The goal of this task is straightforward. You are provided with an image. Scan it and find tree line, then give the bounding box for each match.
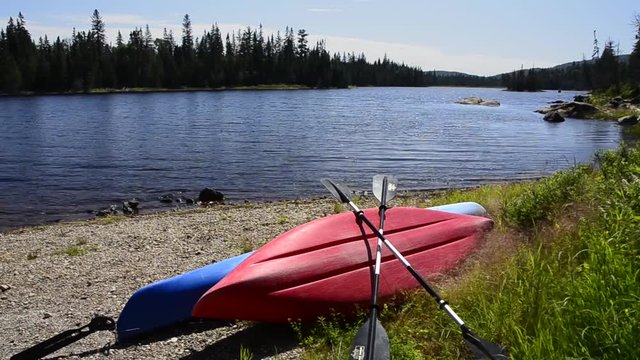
[503,22,640,93]
[1,10,639,95]
[0,11,435,94]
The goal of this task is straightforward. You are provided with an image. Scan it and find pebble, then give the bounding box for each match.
[167,337,178,343]
[0,284,10,292]
[43,312,52,319]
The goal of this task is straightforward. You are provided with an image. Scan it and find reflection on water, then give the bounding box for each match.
[0,87,624,230]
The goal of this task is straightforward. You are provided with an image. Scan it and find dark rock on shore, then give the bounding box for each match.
[535,101,598,119]
[175,193,195,205]
[544,111,565,123]
[618,115,639,126]
[198,188,224,203]
[122,199,139,215]
[573,94,590,102]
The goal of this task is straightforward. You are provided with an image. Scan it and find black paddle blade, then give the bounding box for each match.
[372,175,398,204]
[321,178,352,204]
[349,318,390,360]
[463,331,508,360]
[11,316,115,360]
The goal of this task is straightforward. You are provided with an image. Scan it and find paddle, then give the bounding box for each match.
[348,175,396,360]
[11,316,115,360]
[321,178,508,360]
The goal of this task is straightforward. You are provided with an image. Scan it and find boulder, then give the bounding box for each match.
[537,101,598,118]
[96,209,111,217]
[455,97,500,107]
[480,99,500,107]
[617,115,639,126]
[198,188,224,203]
[543,111,565,123]
[606,99,621,109]
[573,94,589,102]
[122,200,139,215]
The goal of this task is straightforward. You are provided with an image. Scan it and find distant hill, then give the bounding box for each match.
[432,70,474,77]
[549,54,629,71]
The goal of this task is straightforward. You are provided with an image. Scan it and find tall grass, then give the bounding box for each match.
[297,145,640,359]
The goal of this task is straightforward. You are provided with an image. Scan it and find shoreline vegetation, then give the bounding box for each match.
[0,84,314,97]
[1,144,639,359]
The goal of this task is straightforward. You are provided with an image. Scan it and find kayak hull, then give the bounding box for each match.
[192,208,493,323]
[116,252,253,342]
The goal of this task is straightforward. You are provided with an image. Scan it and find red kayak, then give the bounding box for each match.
[192,208,493,323]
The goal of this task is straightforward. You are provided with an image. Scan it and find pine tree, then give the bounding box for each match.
[595,40,618,90]
[116,31,124,47]
[296,29,308,58]
[144,24,153,49]
[90,9,105,50]
[592,30,600,61]
[181,14,193,50]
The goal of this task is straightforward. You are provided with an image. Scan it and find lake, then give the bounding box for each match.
[0,87,625,231]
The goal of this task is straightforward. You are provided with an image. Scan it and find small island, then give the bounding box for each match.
[455,96,500,107]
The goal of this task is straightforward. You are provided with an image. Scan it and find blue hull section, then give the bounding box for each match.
[116,251,253,342]
[428,202,487,217]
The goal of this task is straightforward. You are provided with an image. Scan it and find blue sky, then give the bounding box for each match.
[1,0,638,75]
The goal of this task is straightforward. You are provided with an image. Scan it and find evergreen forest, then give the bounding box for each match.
[1,10,639,95]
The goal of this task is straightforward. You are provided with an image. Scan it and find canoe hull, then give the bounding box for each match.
[116,251,253,342]
[192,208,493,323]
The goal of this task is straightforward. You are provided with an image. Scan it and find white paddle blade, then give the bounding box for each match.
[372,175,398,203]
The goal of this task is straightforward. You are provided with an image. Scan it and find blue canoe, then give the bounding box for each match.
[117,251,253,342]
[116,201,487,341]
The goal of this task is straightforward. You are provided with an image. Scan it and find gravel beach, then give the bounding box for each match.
[0,197,359,360]
[0,191,494,360]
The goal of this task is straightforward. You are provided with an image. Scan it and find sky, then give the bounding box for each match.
[1,0,639,76]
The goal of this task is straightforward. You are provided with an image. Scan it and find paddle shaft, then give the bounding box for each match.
[348,201,464,322]
[321,179,502,359]
[346,200,500,359]
[365,179,388,360]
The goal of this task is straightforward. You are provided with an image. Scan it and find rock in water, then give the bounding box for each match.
[158,194,174,203]
[455,97,500,107]
[198,188,224,203]
[544,111,565,123]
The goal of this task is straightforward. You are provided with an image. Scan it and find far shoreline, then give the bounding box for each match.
[0,84,321,98]
[0,84,555,98]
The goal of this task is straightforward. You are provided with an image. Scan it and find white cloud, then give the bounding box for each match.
[26,13,546,75]
[311,35,554,76]
[307,8,344,13]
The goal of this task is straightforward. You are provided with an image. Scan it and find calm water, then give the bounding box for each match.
[0,87,625,231]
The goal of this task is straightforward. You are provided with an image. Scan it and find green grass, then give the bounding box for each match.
[91,215,128,225]
[587,88,640,120]
[297,144,640,359]
[239,345,254,360]
[55,237,97,257]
